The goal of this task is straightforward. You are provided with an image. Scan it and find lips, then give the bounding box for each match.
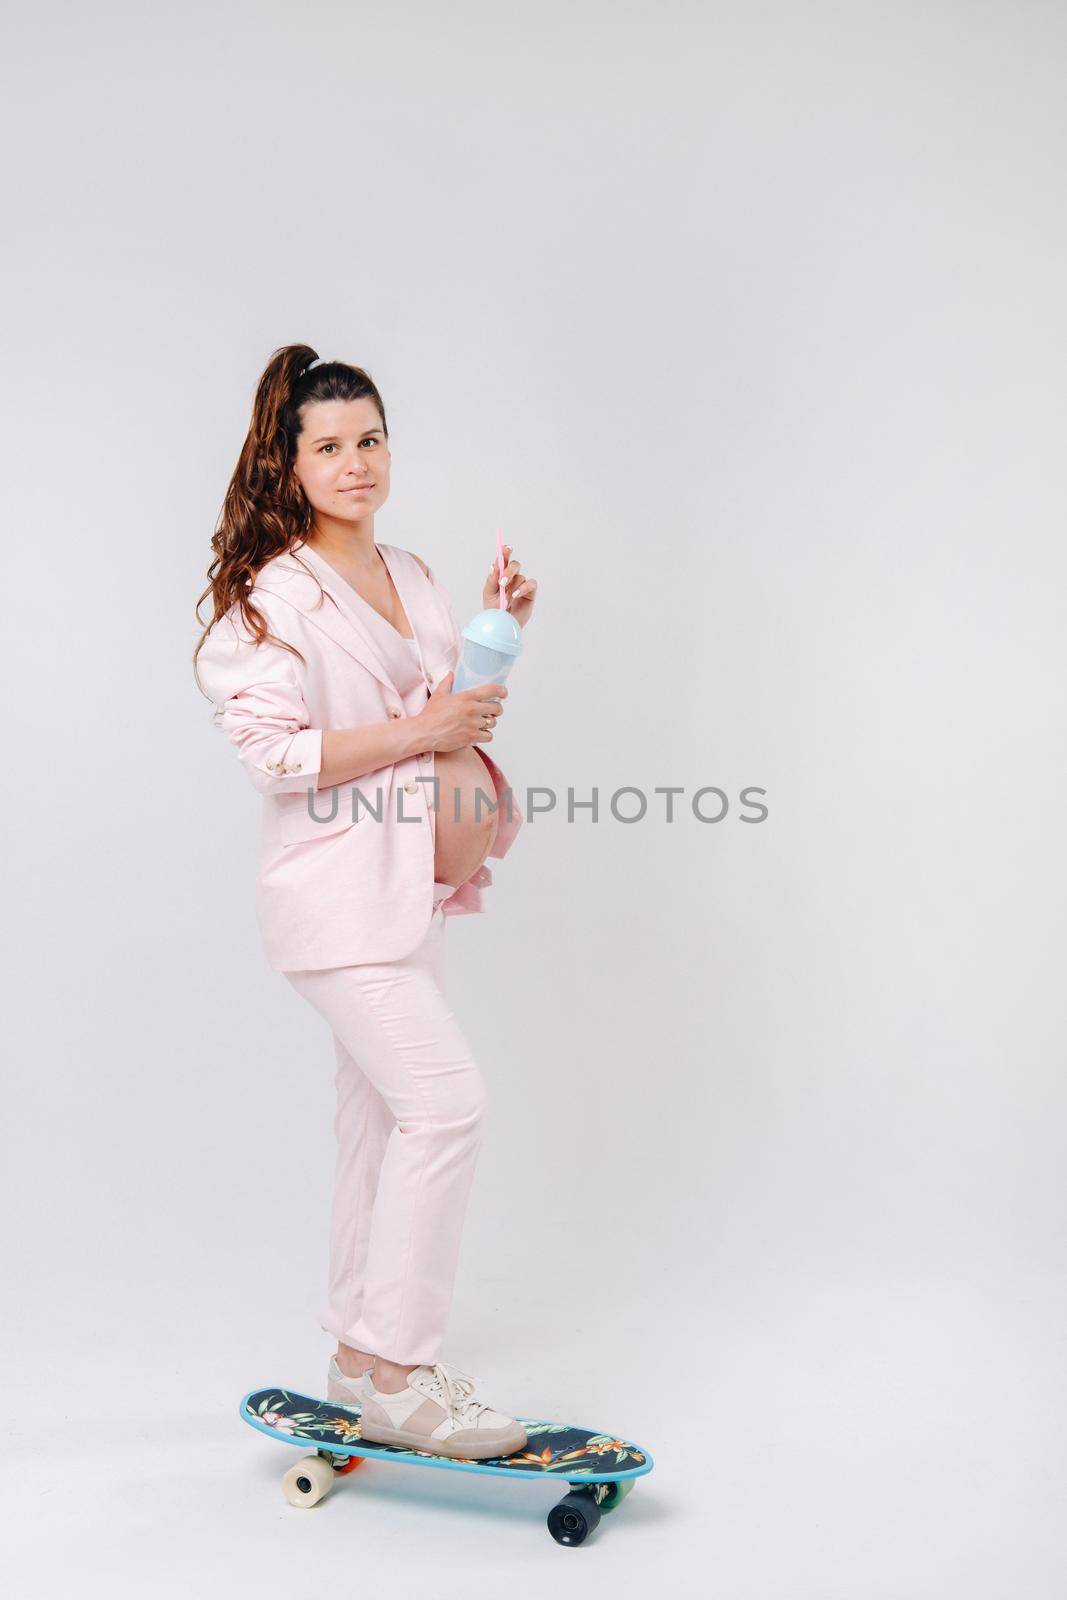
[342,484,374,492]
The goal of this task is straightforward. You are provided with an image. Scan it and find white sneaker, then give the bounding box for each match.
[358,1361,528,1460]
[326,1354,374,1407]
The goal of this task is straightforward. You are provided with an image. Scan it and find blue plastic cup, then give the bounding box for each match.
[451,608,523,694]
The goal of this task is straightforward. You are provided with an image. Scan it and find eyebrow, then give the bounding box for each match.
[311,429,383,444]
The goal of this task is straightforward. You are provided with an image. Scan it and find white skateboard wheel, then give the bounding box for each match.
[282,1453,335,1507]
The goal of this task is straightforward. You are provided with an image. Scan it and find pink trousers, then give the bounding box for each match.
[282,882,487,1365]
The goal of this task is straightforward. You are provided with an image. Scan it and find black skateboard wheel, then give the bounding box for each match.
[547,1487,603,1546]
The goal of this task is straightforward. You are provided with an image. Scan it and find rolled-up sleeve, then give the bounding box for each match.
[197,617,324,796]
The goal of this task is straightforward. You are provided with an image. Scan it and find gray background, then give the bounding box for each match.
[3,2,1064,1595]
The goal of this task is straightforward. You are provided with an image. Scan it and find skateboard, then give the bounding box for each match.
[240,1385,653,1546]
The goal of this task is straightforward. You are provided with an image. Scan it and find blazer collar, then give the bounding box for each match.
[254,540,420,697]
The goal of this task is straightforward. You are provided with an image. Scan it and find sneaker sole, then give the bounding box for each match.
[359,1418,528,1460]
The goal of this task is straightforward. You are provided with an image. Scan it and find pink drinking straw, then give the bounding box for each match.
[495,526,508,610]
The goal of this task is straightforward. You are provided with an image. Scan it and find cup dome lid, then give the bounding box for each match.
[461,608,524,656]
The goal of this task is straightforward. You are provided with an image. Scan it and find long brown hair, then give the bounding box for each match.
[193,343,389,689]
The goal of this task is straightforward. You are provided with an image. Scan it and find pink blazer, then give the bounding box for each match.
[196,540,523,971]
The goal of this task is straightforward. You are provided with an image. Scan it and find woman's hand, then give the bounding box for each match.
[482,544,538,627]
[413,672,507,752]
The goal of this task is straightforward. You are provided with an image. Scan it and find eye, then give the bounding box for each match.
[317,438,380,453]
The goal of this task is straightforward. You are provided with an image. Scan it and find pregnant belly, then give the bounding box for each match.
[432,745,500,887]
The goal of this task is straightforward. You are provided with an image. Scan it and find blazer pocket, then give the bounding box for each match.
[276,787,355,846]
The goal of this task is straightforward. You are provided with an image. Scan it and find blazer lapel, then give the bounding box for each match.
[378,542,439,679]
[255,547,400,696]
[381,542,460,684]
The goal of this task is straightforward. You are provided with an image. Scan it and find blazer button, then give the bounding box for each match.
[288,762,302,773]
[388,707,402,718]
[404,780,418,794]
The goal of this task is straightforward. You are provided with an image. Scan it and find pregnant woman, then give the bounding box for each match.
[193,345,538,1459]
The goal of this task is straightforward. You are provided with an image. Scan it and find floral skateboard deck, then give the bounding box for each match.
[240,1385,653,1546]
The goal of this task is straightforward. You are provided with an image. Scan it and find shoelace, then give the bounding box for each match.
[422,1361,488,1424]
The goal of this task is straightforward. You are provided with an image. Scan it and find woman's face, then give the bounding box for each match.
[292,397,390,524]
